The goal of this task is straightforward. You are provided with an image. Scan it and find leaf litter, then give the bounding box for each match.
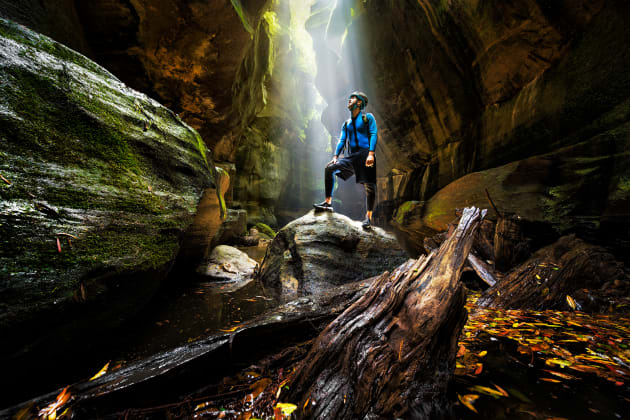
[454,291,630,418]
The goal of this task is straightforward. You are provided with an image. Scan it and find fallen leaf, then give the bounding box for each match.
[220,326,240,333]
[89,362,109,381]
[541,369,578,380]
[566,295,577,310]
[478,350,487,357]
[474,363,483,375]
[457,394,479,414]
[540,377,562,383]
[545,358,572,368]
[468,385,505,398]
[493,384,509,397]
[507,387,532,403]
[275,403,297,416]
[0,173,11,185]
[456,345,466,357]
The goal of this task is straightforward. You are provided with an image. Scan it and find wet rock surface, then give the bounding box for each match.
[0,17,213,402]
[259,210,409,301]
[197,245,258,291]
[211,208,248,246]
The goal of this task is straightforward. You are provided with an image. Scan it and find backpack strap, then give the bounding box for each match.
[342,120,350,156]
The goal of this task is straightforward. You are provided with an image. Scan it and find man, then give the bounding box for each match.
[313,91,377,229]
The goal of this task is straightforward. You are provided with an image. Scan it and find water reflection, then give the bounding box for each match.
[120,246,275,362]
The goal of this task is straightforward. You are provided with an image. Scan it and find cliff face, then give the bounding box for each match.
[0,17,213,387]
[337,0,628,254]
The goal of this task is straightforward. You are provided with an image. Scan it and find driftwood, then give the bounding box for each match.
[467,251,498,287]
[285,207,485,419]
[425,223,497,288]
[478,235,625,312]
[1,280,373,419]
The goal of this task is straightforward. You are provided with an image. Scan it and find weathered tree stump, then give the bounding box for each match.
[478,235,625,311]
[285,207,486,419]
[493,214,530,271]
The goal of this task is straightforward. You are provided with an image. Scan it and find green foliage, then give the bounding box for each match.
[254,222,277,238]
[230,0,254,34]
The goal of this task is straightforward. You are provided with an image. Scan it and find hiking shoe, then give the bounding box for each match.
[313,201,333,211]
[362,218,371,229]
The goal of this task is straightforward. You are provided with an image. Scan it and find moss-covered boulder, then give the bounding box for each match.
[0,17,214,391]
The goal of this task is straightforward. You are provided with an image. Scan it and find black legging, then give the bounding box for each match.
[364,183,376,212]
[325,164,376,212]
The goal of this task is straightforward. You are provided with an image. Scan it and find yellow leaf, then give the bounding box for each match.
[49,410,56,420]
[545,358,572,368]
[478,351,487,357]
[275,403,297,416]
[89,362,110,381]
[457,394,479,414]
[494,384,509,397]
[536,274,541,280]
[220,326,240,333]
[566,295,577,310]
[468,385,505,398]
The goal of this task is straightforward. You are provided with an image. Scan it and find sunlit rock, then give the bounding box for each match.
[0,17,213,385]
[196,245,258,292]
[259,210,409,301]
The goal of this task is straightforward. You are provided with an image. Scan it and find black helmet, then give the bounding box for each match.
[349,91,368,109]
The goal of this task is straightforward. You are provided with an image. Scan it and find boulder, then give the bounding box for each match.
[211,208,248,247]
[0,17,213,401]
[259,210,409,301]
[196,245,258,292]
[392,140,630,257]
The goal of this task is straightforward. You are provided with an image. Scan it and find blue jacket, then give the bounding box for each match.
[335,112,377,156]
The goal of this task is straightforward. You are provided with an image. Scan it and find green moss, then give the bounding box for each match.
[230,0,254,34]
[254,222,277,238]
[195,132,210,170]
[394,200,420,225]
[616,176,630,192]
[263,10,282,36]
[0,18,110,77]
[4,68,141,175]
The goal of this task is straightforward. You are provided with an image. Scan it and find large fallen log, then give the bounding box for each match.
[478,235,625,312]
[285,207,486,419]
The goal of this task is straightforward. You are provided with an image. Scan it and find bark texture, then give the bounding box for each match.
[286,207,486,419]
[478,235,625,312]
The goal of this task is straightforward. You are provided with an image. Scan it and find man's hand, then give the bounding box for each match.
[366,153,375,167]
[327,156,338,167]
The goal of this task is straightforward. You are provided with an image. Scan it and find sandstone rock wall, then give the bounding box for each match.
[327,0,629,254]
[0,18,213,392]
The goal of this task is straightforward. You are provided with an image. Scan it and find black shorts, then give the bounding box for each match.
[331,149,376,184]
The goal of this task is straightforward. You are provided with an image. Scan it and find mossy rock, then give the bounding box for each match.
[254,222,276,239]
[0,17,214,383]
